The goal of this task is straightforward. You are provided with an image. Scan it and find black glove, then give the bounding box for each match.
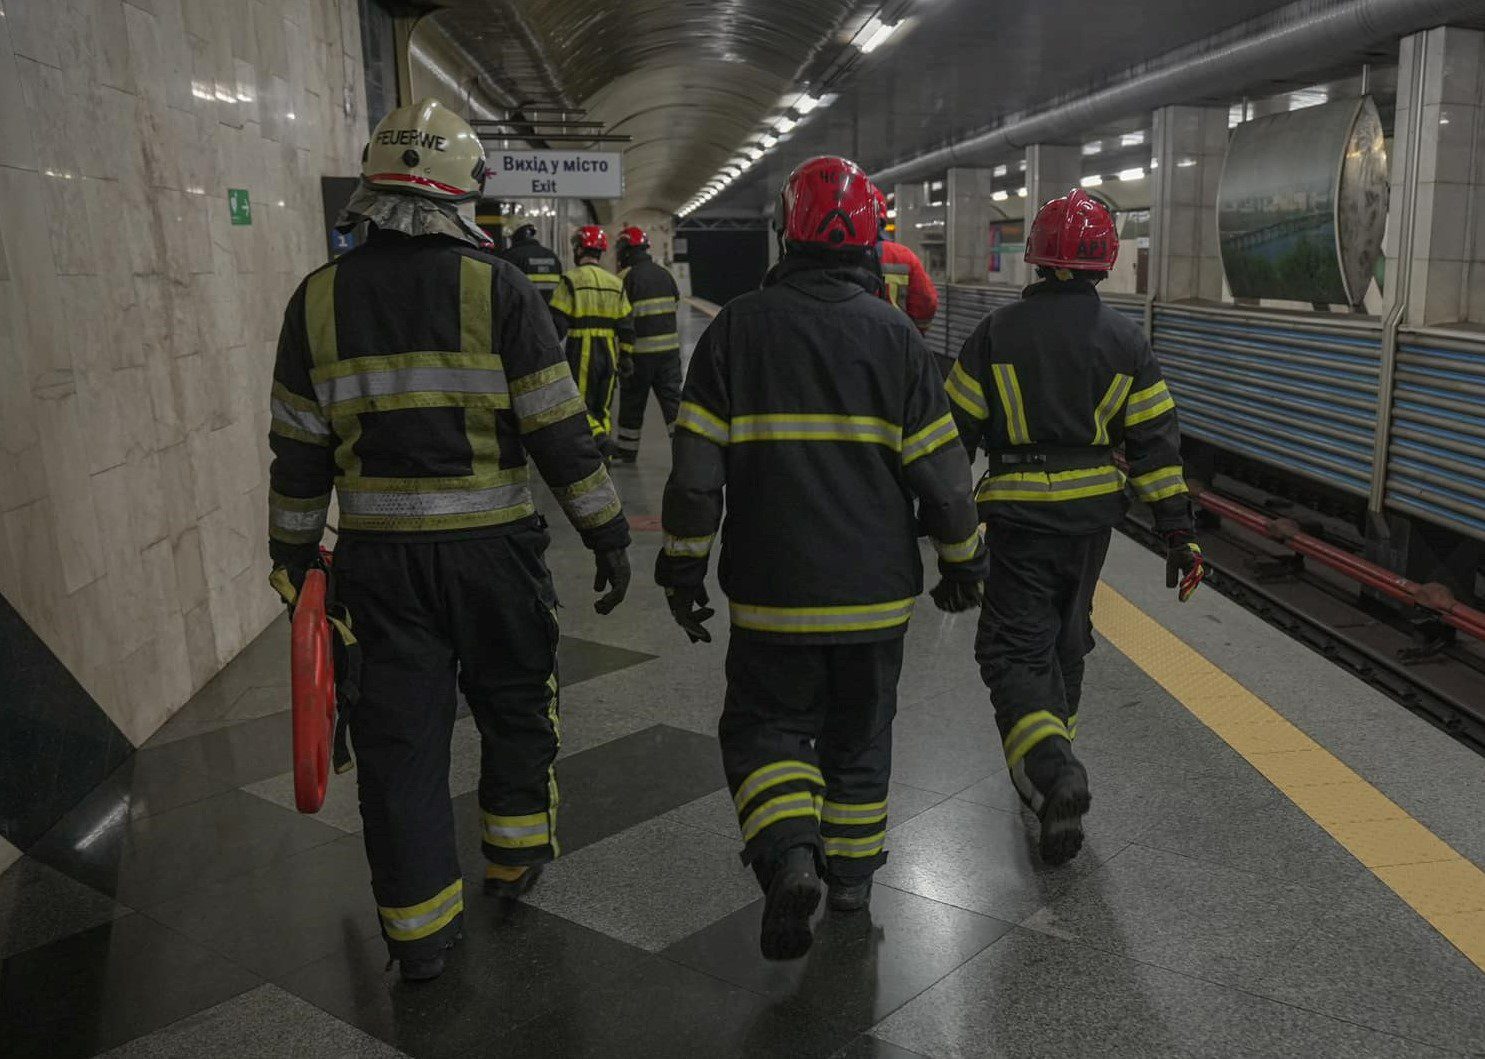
[618,353,635,379]
[930,577,983,613]
[593,548,631,614]
[1164,529,1206,603]
[666,584,715,643]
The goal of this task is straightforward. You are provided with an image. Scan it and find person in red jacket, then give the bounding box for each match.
[870,183,939,336]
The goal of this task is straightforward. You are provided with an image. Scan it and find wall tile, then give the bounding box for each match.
[4,0,61,68]
[0,5,37,171]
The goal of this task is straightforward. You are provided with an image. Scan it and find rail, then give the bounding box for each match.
[1193,484,1485,643]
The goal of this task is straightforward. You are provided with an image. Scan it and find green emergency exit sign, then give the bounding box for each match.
[228,188,252,226]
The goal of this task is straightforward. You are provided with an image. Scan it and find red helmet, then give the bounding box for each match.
[780,156,877,249]
[573,225,608,254]
[1025,188,1118,270]
[617,225,648,251]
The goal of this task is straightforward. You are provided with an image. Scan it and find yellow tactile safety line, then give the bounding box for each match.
[1093,582,1485,973]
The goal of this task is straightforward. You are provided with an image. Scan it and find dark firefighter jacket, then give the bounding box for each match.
[618,250,681,355]
[499,236,563,302]
[268,229,630,565]
[656,255,987,644]
[946,278,1193,535]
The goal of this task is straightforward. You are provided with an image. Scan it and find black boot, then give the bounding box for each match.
[1011,739,1091,867]
[397,932,460,983]
[827,876,872,913]
[759,845,822,960]
[484,862,543,898]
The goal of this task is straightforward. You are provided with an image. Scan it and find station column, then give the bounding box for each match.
[1013,145,1081,287]
[946,167,999,285]
[1148,106,1229,303]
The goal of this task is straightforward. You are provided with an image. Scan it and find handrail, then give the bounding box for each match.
[1193,484,1485,643]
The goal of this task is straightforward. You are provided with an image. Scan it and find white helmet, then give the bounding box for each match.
[361,98,487,203]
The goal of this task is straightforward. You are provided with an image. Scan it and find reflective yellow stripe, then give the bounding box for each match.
[976,465,1125,503]
[1092,373,1133,445]
[991,363,1032,445]
[729,598,915,634]
[304,265,338,369]
[551,466,622,528]
[821,799,888,825]
[268,490,330,544]
[946,362,989,420]
[1130,465,1188,503]
[1125,380,1176,427]
[379,879,463,942]
[631,332,679,352]
[1003,710,1069,768]
[884,272,909,308]
[824,833,886,858]
[902,412,958,465]
[632,297,678,316]
[675,401,730,445]
[1067,712,1079,741]
[481,810,552,850]
[663,533,714,558]
[733,760,825,813]
[741,791,820,842]
[934,528,983,564]
[730,414,902,448]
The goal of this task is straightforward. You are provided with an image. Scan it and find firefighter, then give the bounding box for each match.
[869,183,939,338]
[267,99,632,983]
[549,226,634,454]
[945,188,1206,867]
[499,222,563,303]
[611,226,683,464]
[656,156,987,960]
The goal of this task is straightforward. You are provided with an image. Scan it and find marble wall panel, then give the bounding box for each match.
[0,0,368,760]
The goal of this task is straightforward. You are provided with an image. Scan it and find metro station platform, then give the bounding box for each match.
[2,306,1484,1058]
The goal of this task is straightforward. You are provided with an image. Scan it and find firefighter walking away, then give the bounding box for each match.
[266,99,632,983]
[657,156,987,960]
[612,226,683,464]
[549,226,634,454]
[946,188,1206,867]
[500,222,563,303]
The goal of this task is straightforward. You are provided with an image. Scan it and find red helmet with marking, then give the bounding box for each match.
[869,182,889,231]
[780,156,877,250]
[1025,188,1119,270]
[617,226,649,251]
[573,225,608,254]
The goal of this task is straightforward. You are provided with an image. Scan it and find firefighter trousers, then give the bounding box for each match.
[333,525,561,960]
[718,636,903,888]
[614,352,682,457]
[975,524,1112,790]
[565,334,618,447]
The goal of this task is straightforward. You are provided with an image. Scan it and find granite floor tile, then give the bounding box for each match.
[245,764,366,833]
[557,634,657,686]
[871,797,1126,922]
[142,834,382,979]
[886,714,1000,796]
[829,1037,931,1059]
[524,816,760,952]
[132,711,293,791]
[452,724,725,876]
[870,928,1450,1059]
[485,953,860,1059]
[276,900,653,1059]
[98,983,407,1057]
[1021,843,1333,990]
[58,750,232,828]
[0,856,128,959]
[0,914,260,1059]
[30,788,343,908]
[1256,874,1485,1052]
[663,881,1012,1030]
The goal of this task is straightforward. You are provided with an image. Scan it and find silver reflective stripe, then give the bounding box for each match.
[663,534,713,558]
[632,333,679,352]
[632,299,678,317]
[270,505,328,534]
[562,477,621,525]
[902,415,957,464]
[676,402,729,445]
[730,417,901,446]
[741,791,818,841]
[730,599,915,632]
[512,374,582,422]
[483,820,548,842]
[380,884,463,940]
[1132,470,1186,501]
[271,398,331,438]
[1125,383,1174,421]
[339,482,533,518]
[978,467,1124,499]
[315,365,508,407]
[616,427,643,441]
[881,262,911,275]
[821,802,887,824]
